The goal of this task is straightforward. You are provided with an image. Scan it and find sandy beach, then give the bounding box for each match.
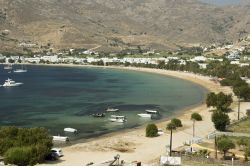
[38,65,249,166]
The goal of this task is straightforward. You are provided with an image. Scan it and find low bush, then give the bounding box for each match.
[146,124,158,137]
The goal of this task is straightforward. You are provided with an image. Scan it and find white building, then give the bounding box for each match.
[198,63,207,69]
[41,55,59,63]
[25,57,40,63]
[192,56,207,62]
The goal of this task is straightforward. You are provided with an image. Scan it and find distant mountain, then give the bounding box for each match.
[0,0,250,52]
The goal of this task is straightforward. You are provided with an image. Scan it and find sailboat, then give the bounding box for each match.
[13,64,27,73]
[4,64,12,70]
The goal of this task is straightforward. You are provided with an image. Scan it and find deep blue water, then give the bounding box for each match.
[0,65,206,140]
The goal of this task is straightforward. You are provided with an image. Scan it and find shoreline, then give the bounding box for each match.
[32,64,232,165]
[3,63,242,165]
[13,63,209,146]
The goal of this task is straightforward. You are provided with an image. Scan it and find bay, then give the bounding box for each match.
[0,65,206,140]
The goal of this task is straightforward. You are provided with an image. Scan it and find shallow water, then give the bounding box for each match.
[0,65,206,140]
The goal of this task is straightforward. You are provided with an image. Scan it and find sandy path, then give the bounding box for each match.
[38,66,249,166]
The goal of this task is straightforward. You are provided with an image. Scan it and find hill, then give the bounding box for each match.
[0,0,250,52]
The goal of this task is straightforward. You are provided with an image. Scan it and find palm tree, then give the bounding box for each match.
[191,113,202,137]
[167,118,182,156]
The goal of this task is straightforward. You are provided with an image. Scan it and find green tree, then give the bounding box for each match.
[206,92,232,112]
[157,60,165,69]
[233,85,250,120]
[8,59,15,63]
[217,136,235,159]
[211,111,230,131]
[146,124,158,137]
[216,92,233,112]
[191,113,202,137]
[171,118,183,127]
[167,119,183,156]
[206,92,217,108]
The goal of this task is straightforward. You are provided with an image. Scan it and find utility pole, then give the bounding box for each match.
[214,134,217,159]
[238,98,240,120]
[169,129,173,156]
[193,120,195,137]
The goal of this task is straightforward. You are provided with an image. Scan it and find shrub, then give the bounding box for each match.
[4,146,35,166]
[146,124,158,137]
[247,109,250,117]
[0,127,53,165]
[244,145,250,161]
[171,118,183,127]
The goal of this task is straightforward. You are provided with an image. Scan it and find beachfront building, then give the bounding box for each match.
[41,55,59,63]
[25,57,40,63]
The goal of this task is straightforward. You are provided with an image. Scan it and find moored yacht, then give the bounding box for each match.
[109,115,126,123]
[2,78,23,87]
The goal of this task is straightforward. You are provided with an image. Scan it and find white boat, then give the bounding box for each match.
[145,110,159,114]
[137,113,152,118]
[64,128,77,133]
[14,69,27,73]
[137,110,159,118]
[106,107,119,112]
[109,115,126,123]
[4,64,12,70]
[14,65,27,73]
[53,136,69,142]
[2,78,23,87]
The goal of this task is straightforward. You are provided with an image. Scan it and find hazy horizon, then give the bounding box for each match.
[199,0,246,6]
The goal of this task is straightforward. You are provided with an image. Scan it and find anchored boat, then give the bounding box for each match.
[138,110,159,118]
[2,78,23,87]
[109,115,126,123]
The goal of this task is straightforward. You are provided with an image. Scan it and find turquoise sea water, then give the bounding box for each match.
[0,65,207,140]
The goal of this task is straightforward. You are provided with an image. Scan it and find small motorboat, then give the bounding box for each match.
[53,136,69,142]
[138,110,159,118]
[109,115,127,123]
[64,128,78,133]
[106,107,119,112]
[92,113,105,118]
[4,64,12,70]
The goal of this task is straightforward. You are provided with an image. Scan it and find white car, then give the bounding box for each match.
[51,148,63,157]
[157,129,164,135]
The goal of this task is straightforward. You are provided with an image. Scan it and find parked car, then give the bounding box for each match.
[157,129,164,135]
[45,152,59,161]
[51,148,63,157]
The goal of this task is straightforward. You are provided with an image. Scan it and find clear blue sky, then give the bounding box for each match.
[199,0,245,6]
